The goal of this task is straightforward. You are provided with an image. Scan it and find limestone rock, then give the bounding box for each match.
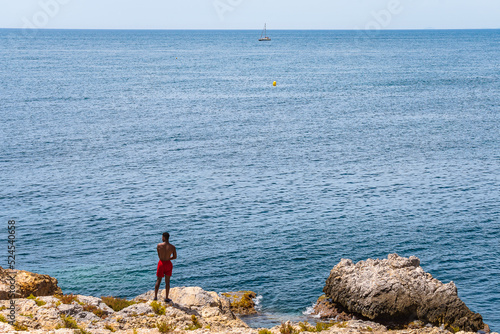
[73,310,101,323]
[0,287,250,333]
[135,286,223,307]
[0,322,12,332]
[76,295,114,314]
[57,303,83,316]
[32,307,60,328]
[115,302,153,316]
[134,286,235,319]
[170,286,222,308]
[201,306,222,318]
[17,299,38,314]
[0,267,62,299]
[323,254,485,332]
[133,287,249,329]
[312,295,354,321]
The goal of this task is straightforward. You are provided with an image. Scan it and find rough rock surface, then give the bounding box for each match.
[0,267,62,299]
[136,287,234,314]
[0,287,247,333]
[312,295,354,321]
[0,268,495,334]
[323,254,485,332]
[1,316,496,334]
[133,286,248,329]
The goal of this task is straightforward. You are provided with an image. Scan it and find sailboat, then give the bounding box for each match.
[259,23,271,41]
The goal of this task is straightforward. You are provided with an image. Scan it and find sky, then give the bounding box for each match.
[0,0,499,30]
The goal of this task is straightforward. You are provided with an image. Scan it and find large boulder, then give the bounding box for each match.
[0,267,62,299]
[170,286,227,309]
[323,254,485,332]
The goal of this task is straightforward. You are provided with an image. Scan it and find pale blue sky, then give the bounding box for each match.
[1,0,499,30]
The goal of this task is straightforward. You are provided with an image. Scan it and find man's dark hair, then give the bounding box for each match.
[162,232,170,241]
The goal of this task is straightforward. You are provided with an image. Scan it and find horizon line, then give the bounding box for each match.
[1,27,500,31]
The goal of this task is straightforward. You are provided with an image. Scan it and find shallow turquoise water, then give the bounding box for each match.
[0,29,499,329]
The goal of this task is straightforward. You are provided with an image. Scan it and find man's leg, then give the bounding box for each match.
[154,276,162,300]
[164,275,171,302]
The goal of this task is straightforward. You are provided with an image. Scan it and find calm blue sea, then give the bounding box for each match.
[0,29,499,329]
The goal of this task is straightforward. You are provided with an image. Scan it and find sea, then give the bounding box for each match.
[0,29,499,330]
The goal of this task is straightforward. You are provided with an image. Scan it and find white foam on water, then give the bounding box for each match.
[302,303,321,318]
[253,295,263,311]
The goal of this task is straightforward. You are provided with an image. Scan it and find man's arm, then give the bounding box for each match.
[157,244,161,260]
[170,246,177,260]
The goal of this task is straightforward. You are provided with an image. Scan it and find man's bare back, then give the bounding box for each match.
[155,232,177,302]
[157,242,176,262]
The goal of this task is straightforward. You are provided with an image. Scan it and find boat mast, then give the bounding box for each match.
[259,23,270,41]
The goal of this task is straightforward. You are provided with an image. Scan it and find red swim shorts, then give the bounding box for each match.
[156,260,173,277]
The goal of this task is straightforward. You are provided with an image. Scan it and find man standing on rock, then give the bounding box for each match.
[154,232,177,302]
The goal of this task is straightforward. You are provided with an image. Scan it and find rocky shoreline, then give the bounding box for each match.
[0,255,496,334]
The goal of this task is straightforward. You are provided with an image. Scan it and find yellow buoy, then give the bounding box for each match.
[273,81,277,86]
